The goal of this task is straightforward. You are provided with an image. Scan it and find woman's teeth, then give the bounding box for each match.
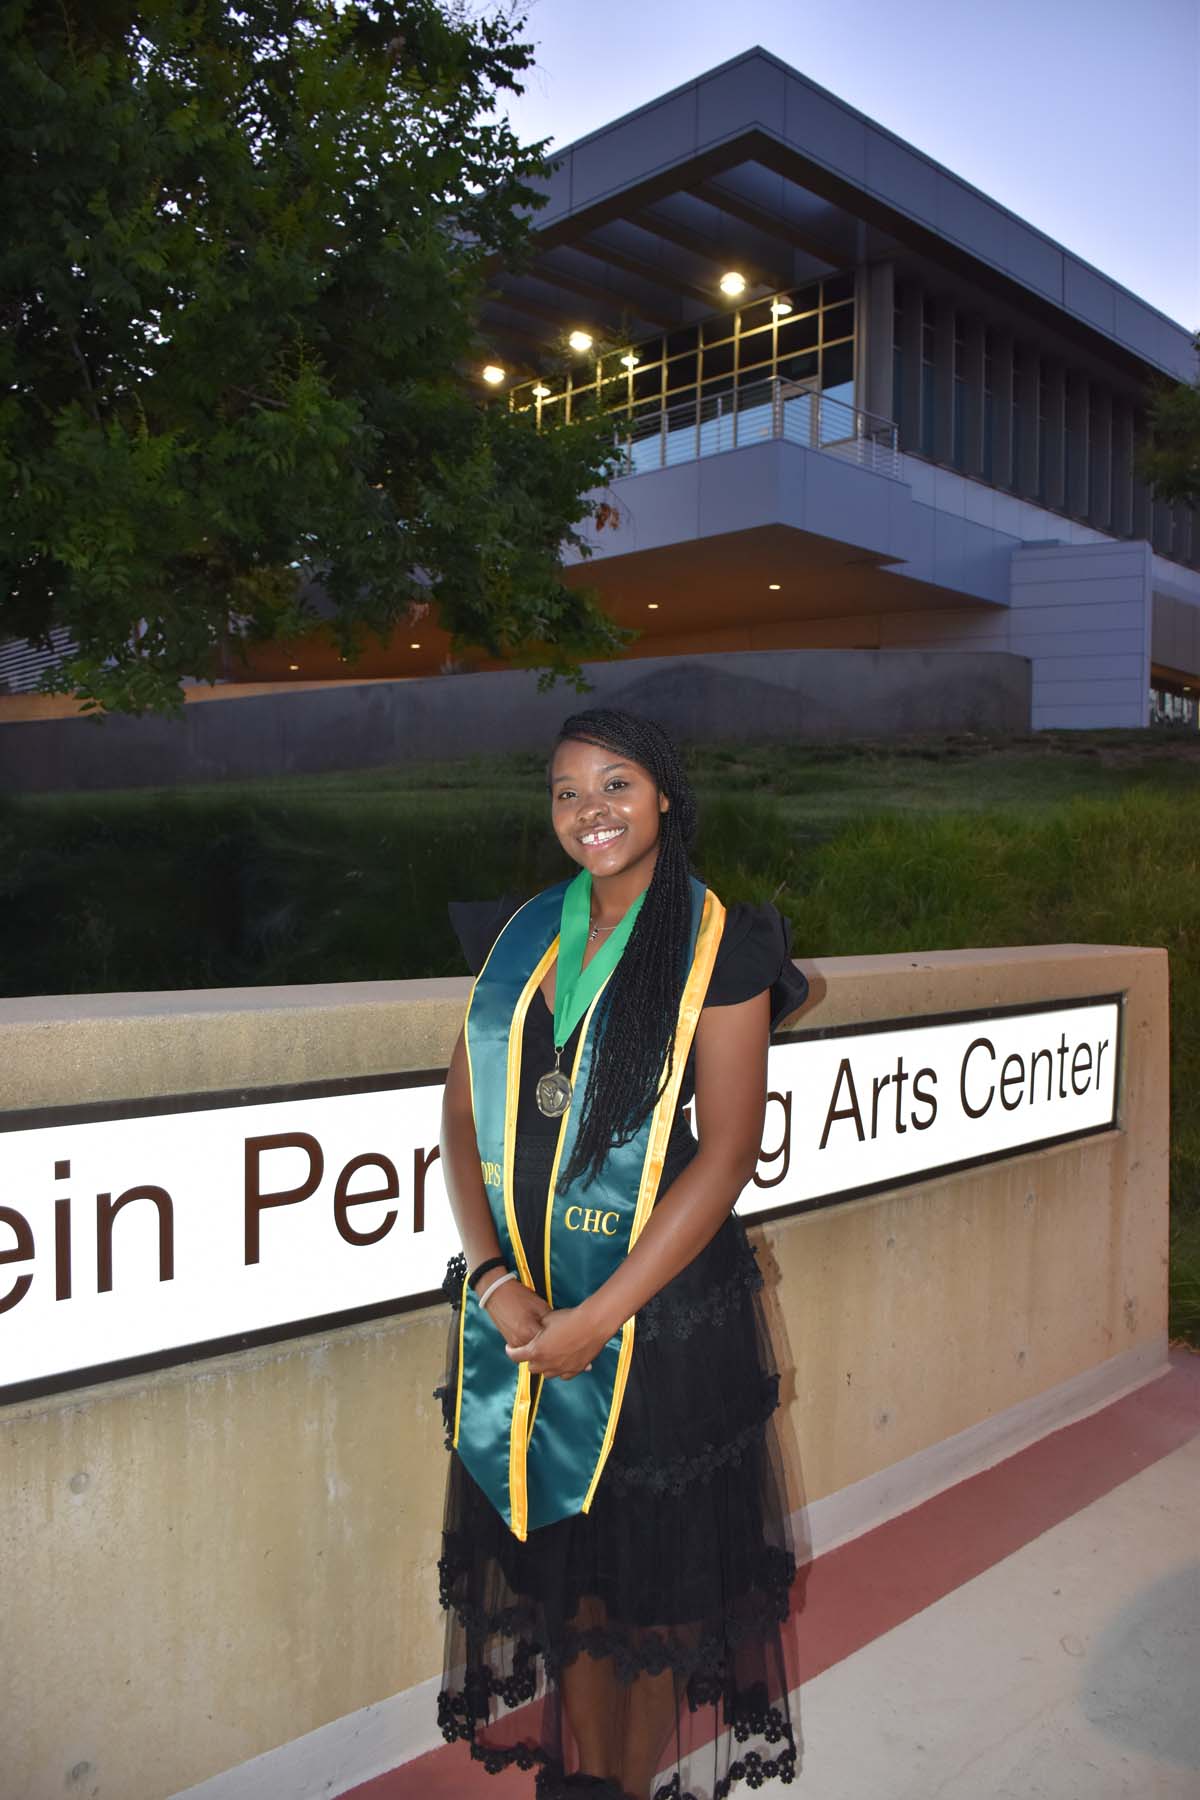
[580,826,626,847]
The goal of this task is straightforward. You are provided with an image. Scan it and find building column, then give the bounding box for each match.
[1088,386,1113,531]
[1152,496,1175,556]
[961,314,986,478]
[1015,342,1040,498]
[856,259,895,425]
[1041,360,1066,511]
[898,278,923,453]
[1066,371,1090,518]
[990,327,1014,491]
[1130,408,1152,540]
[933,294,955,464]
[1110,400,1133,537]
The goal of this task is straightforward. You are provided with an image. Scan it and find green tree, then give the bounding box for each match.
[1137,330,1200,508]
[0,0,627,716]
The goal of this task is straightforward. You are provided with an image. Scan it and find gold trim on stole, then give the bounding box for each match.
[580,887,727,1513]
[452,921,555,1479]
[502,939,561,1540]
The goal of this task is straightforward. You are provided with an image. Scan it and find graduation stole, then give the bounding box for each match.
[452,873,726,1539]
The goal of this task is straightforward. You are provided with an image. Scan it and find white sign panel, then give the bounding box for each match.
[0,996,1120,1401]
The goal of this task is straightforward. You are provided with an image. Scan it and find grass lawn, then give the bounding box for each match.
[2,724,1197,1342]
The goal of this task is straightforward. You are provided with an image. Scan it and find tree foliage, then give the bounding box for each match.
[1137,331,1200,509]
[0,0,628,715]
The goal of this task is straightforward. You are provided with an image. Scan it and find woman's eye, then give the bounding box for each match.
[605,779,628,791]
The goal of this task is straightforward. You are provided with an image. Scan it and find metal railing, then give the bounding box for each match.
[611,377,900,481]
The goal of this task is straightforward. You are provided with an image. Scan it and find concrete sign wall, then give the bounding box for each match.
[1,996,1119,1403]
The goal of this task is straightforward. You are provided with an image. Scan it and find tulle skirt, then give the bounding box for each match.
[435,1136,804,1799]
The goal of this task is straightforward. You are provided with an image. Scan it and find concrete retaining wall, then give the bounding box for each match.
[0,939,1168,1798]
[0,647,1031,792]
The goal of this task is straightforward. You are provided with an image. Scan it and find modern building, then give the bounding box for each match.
[7,46,1199,732]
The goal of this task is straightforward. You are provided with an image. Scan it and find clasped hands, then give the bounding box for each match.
[485,1277,610,1381]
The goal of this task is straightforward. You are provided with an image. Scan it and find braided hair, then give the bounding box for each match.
[550,708,698,1190]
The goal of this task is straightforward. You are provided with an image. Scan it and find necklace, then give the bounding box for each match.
[587,914,618,943]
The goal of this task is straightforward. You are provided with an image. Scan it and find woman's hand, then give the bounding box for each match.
[484,1278,551,1350]
[504,1305,612,1380]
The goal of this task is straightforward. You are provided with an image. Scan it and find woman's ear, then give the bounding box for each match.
[659,791,670,814]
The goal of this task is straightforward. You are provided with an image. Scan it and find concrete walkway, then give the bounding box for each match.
[357,1346,1200,1800]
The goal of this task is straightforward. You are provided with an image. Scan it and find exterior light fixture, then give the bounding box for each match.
[719,271,746,297]
[481,364,506,385]
[770,297,793,317]
[620,352,640,369]
[768,583,781,591]
[410,642,421,650]
[568,329,593,352]
[647,602,659,610]
[531,383,552,398]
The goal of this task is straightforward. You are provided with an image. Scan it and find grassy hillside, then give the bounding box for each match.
[2,725,1197,1341]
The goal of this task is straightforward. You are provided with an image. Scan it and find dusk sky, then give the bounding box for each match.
[496,0,1199,337]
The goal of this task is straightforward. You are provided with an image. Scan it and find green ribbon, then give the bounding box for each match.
[553,869,646,1053]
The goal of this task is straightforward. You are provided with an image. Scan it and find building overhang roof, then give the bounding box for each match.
[482,46,1195,390]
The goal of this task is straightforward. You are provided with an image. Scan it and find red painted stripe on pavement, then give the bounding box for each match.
[349,1347,1200,1797]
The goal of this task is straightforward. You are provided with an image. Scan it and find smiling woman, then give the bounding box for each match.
[435,709,810,1800]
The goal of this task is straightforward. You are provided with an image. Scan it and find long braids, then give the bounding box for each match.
[551,709,698,1191]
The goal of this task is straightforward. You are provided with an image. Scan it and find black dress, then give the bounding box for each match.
[436,896,809,1800]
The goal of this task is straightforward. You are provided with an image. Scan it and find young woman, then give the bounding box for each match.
[436,708,809,1800]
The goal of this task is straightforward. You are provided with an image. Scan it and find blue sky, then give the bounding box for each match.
[494,0,1199,336]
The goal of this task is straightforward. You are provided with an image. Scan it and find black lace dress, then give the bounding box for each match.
[436,896,810,1800]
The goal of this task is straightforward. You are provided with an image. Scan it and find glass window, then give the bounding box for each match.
[823,271,854,304]
[701,311,736,345]
[665,352,698,390]
[921,361,934,455]
[632,365,663,403]
[738,339,774,378]
[822,301,854,344]
[739,319,775,356]
[821,340,853,392]
[777,311,819,354]
[740,298,775,332]
[780,349,819,385]
[702,340,734,380]
[665,327,697,359]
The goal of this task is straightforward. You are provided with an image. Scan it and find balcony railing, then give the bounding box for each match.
[611,377,900,481]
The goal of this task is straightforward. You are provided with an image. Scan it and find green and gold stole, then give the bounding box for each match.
[452,873,726,1539]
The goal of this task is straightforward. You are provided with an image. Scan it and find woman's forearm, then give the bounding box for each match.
[581,1143,755,1340]
[439,1033,504,1273]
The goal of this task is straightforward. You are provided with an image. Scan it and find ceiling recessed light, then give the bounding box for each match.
[647,602,659,610]
[410,642,421,649]
[531,383,551,398]
[288,663,299,670]
[481,364,506,385]
[771,297,793,317]
[568,329,593,352]
[719,271,746,297]
[768,583,781,591]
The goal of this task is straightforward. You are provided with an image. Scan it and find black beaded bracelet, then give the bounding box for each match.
[468,1255,507,1290]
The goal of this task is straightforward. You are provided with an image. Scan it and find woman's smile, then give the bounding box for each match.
[578,824,626,849]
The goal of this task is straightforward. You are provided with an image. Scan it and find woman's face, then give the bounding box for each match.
[548,737,669,882]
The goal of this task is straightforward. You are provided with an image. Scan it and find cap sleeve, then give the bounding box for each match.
[447,892,527,977]
[705,900,809,1031]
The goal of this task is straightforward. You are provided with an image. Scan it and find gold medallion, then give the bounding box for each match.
[535,1068,573,1118]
